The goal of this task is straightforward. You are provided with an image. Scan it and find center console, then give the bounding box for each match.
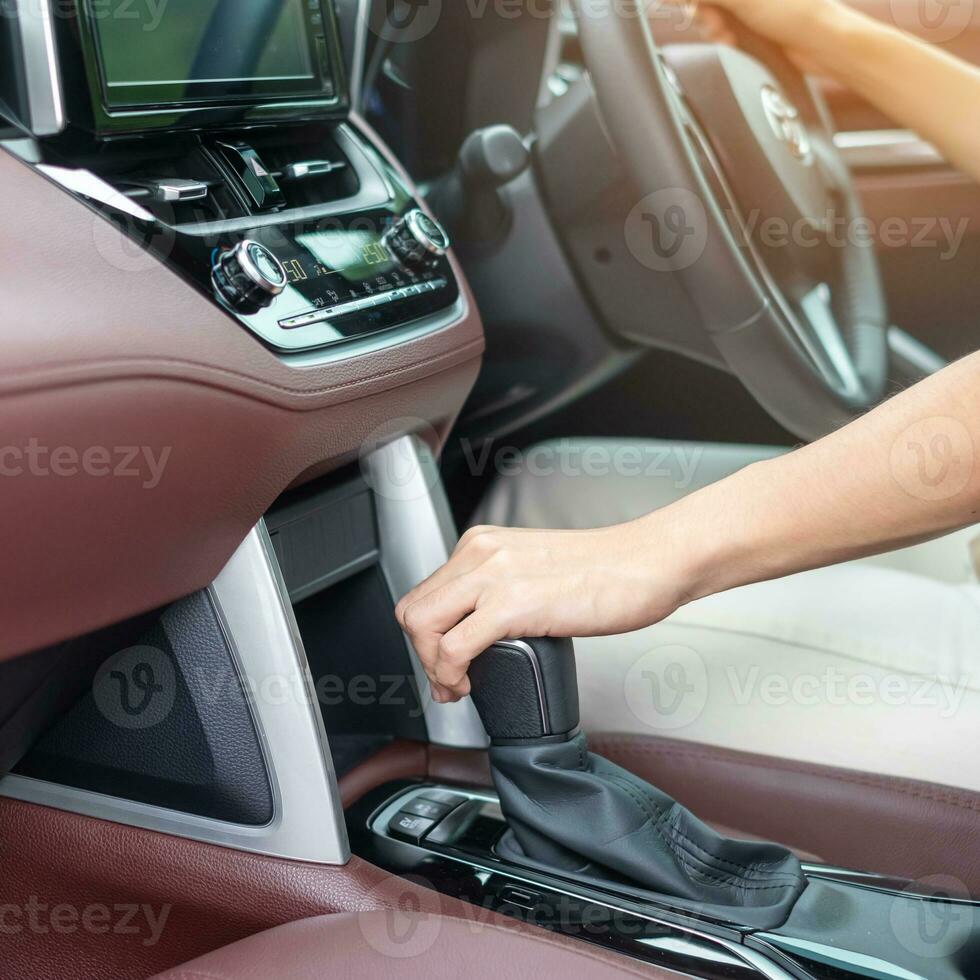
[351,778,980,980]
[1,6,977,980]
[2,0,459,357]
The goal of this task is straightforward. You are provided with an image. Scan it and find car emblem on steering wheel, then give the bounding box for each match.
[761,85,813,164]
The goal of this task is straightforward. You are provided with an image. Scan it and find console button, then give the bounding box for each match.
[402,798,453,821]
[216,142,284,210]
[419,789,467,809]
[388,812,436,844]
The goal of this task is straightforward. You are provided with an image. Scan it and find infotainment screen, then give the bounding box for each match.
[80,0,345,130]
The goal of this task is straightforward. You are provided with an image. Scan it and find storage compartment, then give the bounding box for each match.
[13,592,274,825]
[267,469,428,768]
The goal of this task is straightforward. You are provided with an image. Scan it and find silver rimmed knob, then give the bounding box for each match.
[212,239,288,313]
[384,208,450,270]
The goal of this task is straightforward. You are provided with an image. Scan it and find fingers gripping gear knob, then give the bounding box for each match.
[467,637,806,930]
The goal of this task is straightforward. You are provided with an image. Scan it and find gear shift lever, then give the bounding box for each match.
[468,639,580,743]
[468,638,806,930]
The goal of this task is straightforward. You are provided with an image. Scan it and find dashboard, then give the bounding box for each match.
[0,0,484,661]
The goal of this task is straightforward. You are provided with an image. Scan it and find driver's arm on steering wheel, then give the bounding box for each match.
[691,0,980,184]
[396,0,980,704]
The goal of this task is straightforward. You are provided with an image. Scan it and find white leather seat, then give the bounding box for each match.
[473,438,980,792]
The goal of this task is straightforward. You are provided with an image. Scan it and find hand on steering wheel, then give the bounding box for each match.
[669,0,847,73]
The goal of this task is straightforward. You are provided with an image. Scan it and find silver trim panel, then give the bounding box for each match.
[368,436,490,750]
[834,129,944,170]
[15,0,65,136]
[277,277,448,329]
[0,523,351,865]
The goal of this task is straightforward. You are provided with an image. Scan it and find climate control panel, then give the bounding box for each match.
[204,207,457,353]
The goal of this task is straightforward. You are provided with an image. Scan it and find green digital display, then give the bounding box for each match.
[87,0,334,110]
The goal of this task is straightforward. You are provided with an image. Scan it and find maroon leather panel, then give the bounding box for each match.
[153,910,669,980]
[592,734,980,893]
[0,796,663,980]
[0,126,483,662]
[339,740,430,808]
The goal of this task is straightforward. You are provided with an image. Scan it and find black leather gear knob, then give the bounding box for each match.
[468,638,579,744]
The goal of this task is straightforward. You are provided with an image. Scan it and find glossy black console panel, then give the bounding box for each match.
[349,780,980,980]
[18,121,461,355]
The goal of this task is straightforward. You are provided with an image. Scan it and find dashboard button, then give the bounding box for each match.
[388,812,436,844]
[402,798,453,821]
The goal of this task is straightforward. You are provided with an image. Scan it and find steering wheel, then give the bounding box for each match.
[574,2,889,440]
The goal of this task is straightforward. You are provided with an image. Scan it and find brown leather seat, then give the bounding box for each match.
[152,909,670,980]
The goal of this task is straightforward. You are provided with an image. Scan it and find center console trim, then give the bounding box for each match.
[368,436,491,751]
[366,783,797,980]
[0,522,351,865]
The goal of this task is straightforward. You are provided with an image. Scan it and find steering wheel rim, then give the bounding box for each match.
[572,1,889,440]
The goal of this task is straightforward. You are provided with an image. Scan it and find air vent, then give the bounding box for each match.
[100,145,248,226]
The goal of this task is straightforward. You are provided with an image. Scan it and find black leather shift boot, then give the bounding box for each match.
[489,732,806,929]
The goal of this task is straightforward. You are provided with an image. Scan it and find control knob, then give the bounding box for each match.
[384,208,450,270]
[212,240,288,314]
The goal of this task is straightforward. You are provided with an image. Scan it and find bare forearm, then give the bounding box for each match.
[806,6,980,183]
[666,353,980,602]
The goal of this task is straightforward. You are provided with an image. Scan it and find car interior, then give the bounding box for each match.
[0,0,978,978]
